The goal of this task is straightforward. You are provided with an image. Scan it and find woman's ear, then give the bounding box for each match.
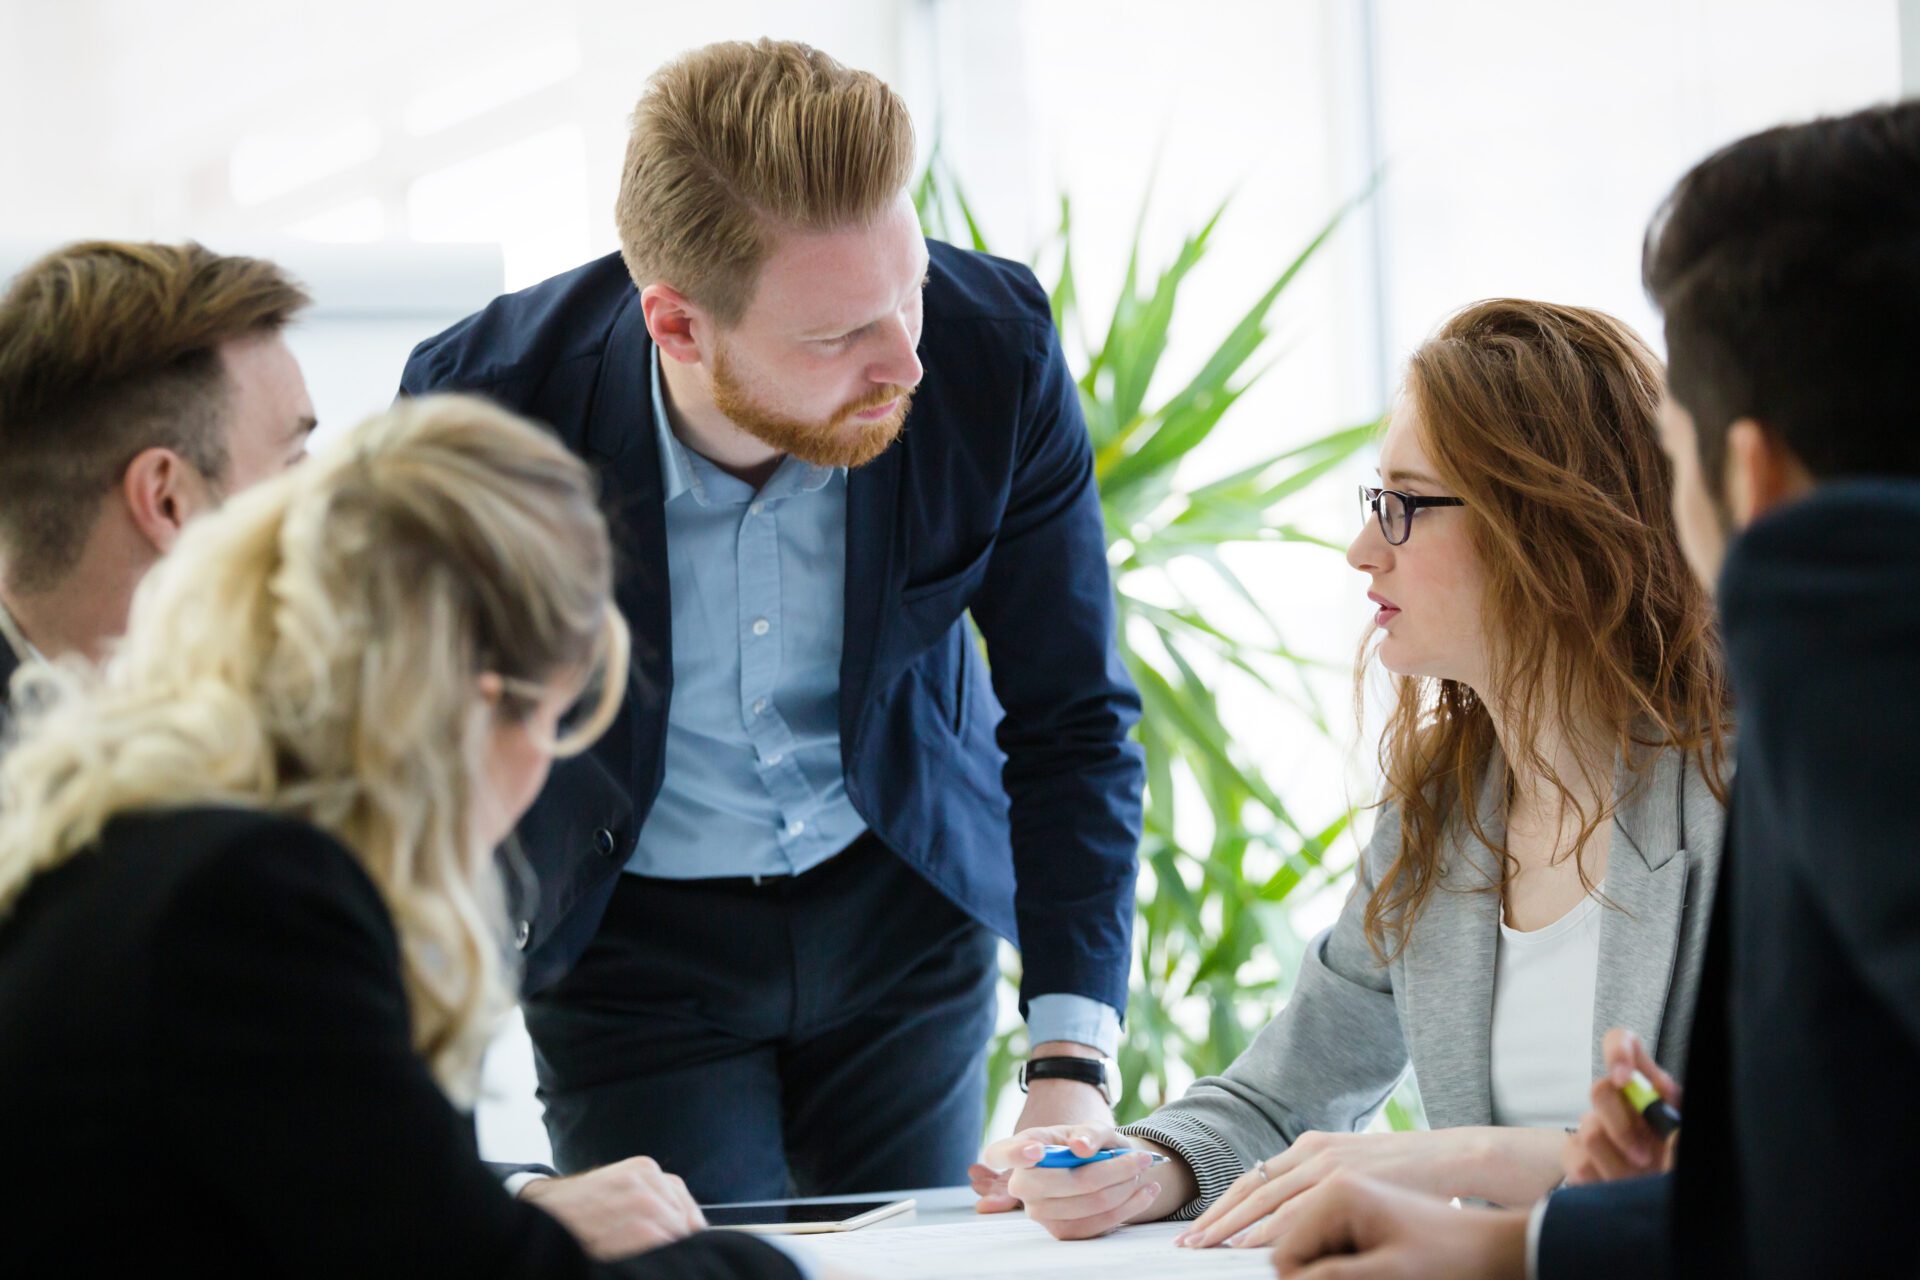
[475,672,505,706]
[1725,419,1815,526]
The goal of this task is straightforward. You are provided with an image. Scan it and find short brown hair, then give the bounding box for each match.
[1362,299,1730,958]
[614,39,916,324]
[0,240,310,589]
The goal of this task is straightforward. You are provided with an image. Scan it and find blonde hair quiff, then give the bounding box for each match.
[0,395,628,1102]
[1360,299,1730,959]
[614,38,916,324]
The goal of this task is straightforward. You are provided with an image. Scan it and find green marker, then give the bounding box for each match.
[1622,1070,1682,1138]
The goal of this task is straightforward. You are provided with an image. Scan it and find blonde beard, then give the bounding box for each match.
[710,346,913,469]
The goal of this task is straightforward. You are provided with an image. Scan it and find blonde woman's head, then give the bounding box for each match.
[0,394,628,1102]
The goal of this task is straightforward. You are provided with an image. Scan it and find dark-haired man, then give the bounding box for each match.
[1250,99,1920,1280]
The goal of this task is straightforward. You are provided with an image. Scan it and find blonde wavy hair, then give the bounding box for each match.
[0,394,629,1103]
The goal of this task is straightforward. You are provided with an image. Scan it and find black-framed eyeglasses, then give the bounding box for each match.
[1358,485,1467,546]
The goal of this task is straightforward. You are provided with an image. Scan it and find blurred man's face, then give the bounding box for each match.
[215,331,317,497]
[1656,395,1732,592]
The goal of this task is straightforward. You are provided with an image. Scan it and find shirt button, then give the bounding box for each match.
[786,819,805,837]
[766,752,784,766]
[752,698,767,716]
[749,501,765,516]
[751,618,770,636]
[514,920,532,951]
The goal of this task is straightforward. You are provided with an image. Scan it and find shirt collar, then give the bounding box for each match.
[0,593,44,664]
[650,345,701,505]
[649,347,842,508]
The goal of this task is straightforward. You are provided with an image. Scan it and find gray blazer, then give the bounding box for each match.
[1121,745,1725,1218]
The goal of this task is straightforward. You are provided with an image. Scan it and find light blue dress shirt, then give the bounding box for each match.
[632,349,1120,1056]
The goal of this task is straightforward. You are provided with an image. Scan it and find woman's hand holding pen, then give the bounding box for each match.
[1563,1027,1682,1185]
[974,1126,1194,1240]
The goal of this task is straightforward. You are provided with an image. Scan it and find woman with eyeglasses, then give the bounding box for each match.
[978,299,1731,1248]
[0,397,801,1278]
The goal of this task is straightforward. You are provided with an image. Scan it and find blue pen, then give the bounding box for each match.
[1035,1144,1170,1169]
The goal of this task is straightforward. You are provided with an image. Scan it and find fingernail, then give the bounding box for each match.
[1227,1229,1251,1248]
[1172,1232,1190,1246]
[1611,1063,1631,1085]
[1022,1143,1043,1158]
[1145,1182,1161,1196]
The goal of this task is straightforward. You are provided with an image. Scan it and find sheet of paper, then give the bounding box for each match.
[787,1215,1277,1278]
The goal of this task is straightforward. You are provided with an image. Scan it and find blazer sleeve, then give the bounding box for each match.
[146,824,798,1280]
[1120,805,1409,1217]
[964,310,1146,1018]
[1535,1174,1673,1280]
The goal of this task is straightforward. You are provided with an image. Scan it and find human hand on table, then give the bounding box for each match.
[967,1051,1117,1214]
[1563,1027,1681,1185]
[1176,1125,1564,1250]
[518,1155,706,1259]
[971,1126,1193,1240]
[1253,1172,1529,1279]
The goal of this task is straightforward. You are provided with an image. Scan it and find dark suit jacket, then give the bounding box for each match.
[400,244,1146,1007]
[1538,480,1920,1278]
[0,623,19,726]
[0,806,797,1279]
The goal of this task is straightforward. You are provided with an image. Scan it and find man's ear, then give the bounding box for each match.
[120,447,213,555]
[1725,418,1815,526]
[640,283,709,365]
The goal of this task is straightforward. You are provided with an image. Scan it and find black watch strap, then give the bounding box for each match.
[1021,1056,1108,1093]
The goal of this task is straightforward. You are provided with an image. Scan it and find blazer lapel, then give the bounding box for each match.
[1589,748,1689,1076]
[583,295,673,800]
[838,406,907,748]
[1400,762,1506,1129]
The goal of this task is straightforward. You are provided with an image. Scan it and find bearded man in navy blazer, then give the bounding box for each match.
[400,39,1144,1202]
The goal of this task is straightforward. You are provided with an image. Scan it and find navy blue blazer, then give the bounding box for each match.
[399,243,1144,1013]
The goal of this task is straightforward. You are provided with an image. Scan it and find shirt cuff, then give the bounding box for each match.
[1526,1196,1549,1280]
[504,1171,552,1198]
[1025,994,1122,1057]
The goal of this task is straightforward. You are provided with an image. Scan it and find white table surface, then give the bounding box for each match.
[715,1187,1276,1278]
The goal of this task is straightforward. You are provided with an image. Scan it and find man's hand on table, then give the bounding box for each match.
[518,1155,707,1260]
[968,1041,1115,1214]
[974,1126,1194,1240]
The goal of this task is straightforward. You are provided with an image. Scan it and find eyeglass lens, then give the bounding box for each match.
[1361,486,1411,544]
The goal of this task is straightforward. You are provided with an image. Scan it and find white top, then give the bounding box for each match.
[1488,886,1606,1129]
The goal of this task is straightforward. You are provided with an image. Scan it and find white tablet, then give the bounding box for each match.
[703,1198,916,1234]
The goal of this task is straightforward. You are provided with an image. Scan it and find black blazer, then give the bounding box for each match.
[399,244,1146,1004]
[0,805,798,1279]
[0,623,19,725]
[1538,481,1920,1278]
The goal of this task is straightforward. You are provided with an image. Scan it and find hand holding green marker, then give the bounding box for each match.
[1622,1069,1682,1138]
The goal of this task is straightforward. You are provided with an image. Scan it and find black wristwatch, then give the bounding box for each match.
[1019,1056,1118,1104]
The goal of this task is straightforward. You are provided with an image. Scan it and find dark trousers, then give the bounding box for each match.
[523,832,999,1203]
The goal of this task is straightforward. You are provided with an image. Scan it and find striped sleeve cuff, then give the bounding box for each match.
[1118,1112,1248,1221]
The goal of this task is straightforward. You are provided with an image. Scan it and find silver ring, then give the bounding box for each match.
[1255,1162,1271,1183]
